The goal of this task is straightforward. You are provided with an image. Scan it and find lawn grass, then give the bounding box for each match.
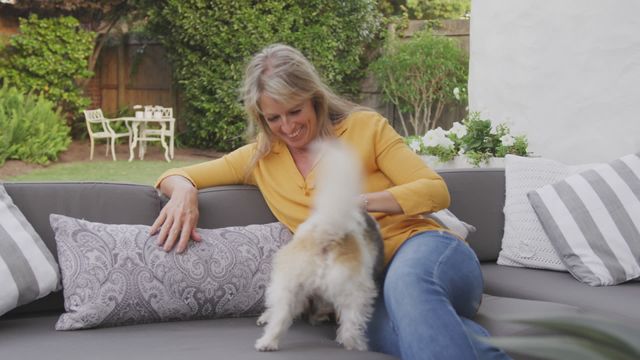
[7,160,202,185]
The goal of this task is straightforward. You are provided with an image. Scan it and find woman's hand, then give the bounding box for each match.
[150,176,202,253]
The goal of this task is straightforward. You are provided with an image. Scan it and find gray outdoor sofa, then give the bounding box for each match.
[1,168,639,360]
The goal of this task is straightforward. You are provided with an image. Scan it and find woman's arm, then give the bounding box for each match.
[150,144,256,252]
[360,191,403,214]
[361,113,451,216]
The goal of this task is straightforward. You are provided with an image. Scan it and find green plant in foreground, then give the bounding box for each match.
[0,85,71,166]
[481,315,640,360]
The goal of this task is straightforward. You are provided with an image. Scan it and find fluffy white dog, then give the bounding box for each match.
[255,139,384,352]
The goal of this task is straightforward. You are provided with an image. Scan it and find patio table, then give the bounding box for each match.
[117,116,175,162]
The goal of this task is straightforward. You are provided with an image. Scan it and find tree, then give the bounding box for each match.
[370,30,468,136]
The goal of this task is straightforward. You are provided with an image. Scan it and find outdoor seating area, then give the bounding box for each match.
[2,1,640,360]
[83,106,176,162]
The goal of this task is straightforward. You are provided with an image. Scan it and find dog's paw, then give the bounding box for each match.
[256,310,269,326]
[256,312,269,326]
[255,337,279,352]
[337,335,368,351]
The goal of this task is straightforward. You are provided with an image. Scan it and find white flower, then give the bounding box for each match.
[458,148,466,155]
[449,122,467,138]
[440,137,455,148]
[423,128,454,149]
[453,87,461,100]
[500,134,515,147]
[489,122,500,135]
[409,139,421,153]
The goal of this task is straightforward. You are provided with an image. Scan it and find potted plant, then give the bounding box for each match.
[406,111,529,168]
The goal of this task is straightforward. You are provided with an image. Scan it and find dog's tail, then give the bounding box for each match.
[311,139,364,234]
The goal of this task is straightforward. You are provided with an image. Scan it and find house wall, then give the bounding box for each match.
[468,1,640,164]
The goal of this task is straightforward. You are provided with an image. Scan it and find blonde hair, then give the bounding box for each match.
[241,44,358,175]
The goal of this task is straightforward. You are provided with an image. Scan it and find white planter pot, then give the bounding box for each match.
[421,155,505,169]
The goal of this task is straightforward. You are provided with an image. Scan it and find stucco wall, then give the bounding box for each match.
[469,1,640,164]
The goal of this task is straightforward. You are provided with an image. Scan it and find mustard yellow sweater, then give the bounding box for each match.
[156,111,451,264]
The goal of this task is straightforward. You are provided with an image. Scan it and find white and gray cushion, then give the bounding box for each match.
[528,153,640,286]
[51,214,292,330]
[0,184,60,316]
[498,155,598,271]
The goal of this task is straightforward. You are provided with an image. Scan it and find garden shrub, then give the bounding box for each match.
[0,14,94,132]
[370,29,468,136]
[0,85,71,166]
[142,0,381,151]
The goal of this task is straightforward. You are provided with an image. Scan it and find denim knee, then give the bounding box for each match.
[384,231,483,319]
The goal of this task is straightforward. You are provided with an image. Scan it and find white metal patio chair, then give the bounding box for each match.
[84,109,132,161]
[138,106,175,161]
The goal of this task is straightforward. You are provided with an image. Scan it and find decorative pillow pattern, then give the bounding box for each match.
[528,153,640,286]
[50,214,292,330]
[426,209,476,240]
[498,155,598,270]
[0,184,60,317]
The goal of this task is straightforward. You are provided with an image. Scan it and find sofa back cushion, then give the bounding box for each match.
[3,182,162,316]
[439,169,505,261]
[187,185,279,228]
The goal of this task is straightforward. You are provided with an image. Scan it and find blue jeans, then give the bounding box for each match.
[367,231,510,360]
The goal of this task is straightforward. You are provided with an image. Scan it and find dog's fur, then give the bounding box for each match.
[255,140,384,352]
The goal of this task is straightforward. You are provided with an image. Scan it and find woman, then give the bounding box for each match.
[151,44,509,360]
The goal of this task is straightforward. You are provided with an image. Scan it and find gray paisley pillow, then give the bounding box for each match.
[50,214,292,330]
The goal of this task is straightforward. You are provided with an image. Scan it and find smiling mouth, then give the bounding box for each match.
[287,128,303,139]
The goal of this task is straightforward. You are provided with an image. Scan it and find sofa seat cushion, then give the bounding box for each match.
[482,263,640,321]
[0,314,396,360]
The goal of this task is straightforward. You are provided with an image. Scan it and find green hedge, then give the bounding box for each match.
[143,0,381,151]
[0,85,71,165]
[0,15,94,130]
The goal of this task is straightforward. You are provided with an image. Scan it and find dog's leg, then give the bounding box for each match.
[255,284,307,351]
[333,280,377,351]
[256,308,271,326]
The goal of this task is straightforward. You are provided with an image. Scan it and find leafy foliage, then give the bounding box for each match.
[370,29,468,136]
[141,0,381,151]
[0,14,94,127]
[483,315,640,360]
[0,85,71,165]
[9,1,145,88]
[379,0,470,20]
[406,0,470,20]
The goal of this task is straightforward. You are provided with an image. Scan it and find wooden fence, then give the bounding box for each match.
[88,37,179,118]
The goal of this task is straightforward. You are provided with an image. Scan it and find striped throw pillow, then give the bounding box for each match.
[527,153,640,286]
[0,184,60,316]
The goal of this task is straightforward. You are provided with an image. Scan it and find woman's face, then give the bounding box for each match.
[259,94,318,152]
